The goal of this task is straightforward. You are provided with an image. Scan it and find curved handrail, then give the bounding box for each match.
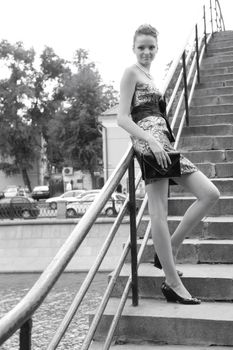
[215,0,225,31]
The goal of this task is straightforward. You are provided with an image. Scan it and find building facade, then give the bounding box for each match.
[98,104,145,196]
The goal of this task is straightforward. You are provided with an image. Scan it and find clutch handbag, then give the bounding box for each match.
[141,151,181,180]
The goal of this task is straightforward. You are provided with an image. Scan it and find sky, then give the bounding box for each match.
[0,0,232,90]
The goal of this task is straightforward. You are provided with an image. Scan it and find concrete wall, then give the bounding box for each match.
[0,218,130,272]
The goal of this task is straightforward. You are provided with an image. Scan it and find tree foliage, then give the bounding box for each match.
[0,42,118,189]
[0,41,38,190]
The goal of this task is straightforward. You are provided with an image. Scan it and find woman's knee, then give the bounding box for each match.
[205,185,220,205]
[178,171,220,205]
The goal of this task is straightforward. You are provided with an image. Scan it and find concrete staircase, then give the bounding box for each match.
[90,31,233,349]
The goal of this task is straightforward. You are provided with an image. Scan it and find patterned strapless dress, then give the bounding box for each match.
[131,82,197,185]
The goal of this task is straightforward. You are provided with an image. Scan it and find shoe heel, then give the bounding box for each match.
[161,283,176,302]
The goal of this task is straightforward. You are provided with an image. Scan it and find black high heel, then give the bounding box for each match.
[154,253,183,277]
[161,282,201,305]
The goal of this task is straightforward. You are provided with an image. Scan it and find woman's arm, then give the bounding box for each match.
[117,67,154,143]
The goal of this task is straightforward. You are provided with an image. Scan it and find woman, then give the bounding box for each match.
[117,24,220,304]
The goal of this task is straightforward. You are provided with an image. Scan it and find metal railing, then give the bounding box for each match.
[0,0,225,349]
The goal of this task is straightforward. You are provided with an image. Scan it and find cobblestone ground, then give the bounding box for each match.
[0,272,108,349]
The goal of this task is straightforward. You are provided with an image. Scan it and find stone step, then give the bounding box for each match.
[215,162,233,177]
[90,343,228,350]
[206,50,233,59]
[138,216,233,240]
[203,53,233,64]
[171,177,233,196]
[207,46,233,55]
[182,150,226,163]
[92,298,233,346]
[212,31,233,40]
[111,264,233,301]
[200,72,233,83]
[180,135,233,151]
[132,239,233,265]
[202,59,233,69]
[168,196,233,216]
[192,94,233,106]
[209,40,233,49]
[208,42,233,49]
[200,66,233,76]
[190,104,233,115]
[187,113,233,126]
[193,86,233,97]
[179,123,233,135]
[195,79,233,88]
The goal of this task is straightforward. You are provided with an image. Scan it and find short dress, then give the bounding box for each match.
[131,82,198,185]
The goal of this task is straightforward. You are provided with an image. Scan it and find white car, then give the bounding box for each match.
[46,190,86,209]
[4,186,29,198]
[66,192,126,217]
[4,186,19,198]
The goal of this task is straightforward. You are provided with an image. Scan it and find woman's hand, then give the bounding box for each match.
[147,135,171,169]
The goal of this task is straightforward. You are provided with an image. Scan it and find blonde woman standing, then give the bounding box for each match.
[118,24,220,304]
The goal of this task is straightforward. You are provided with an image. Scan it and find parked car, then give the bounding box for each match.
[3,186,29,198]
[0,196,40,219]
[45,190,86,209]
[73,189,101,200]
[66,192,127,218]
[31,185,50,201]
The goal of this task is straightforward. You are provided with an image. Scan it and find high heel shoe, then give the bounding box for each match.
[154,253,183,277]
[161,282,201,305]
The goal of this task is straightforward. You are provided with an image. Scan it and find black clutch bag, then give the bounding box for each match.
[141,151,181,180]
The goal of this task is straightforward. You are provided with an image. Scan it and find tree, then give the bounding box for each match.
[0,41,70,191]
[0,40,38,191]
[28,46,70,175]
[47,49,118,187]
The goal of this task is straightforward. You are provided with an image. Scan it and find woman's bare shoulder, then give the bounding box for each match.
[123,65,137,78]
[121,65,137,83]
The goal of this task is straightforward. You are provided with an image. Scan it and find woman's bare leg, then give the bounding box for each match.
[171,171,220,258]
[146,178,192,298]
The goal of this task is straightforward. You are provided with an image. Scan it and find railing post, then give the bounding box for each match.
[128,155,138,306]
[195,24,200,84]
[9,204,14,220]
[214,0,219,32]
[210,0,214,34]
[20,319,32,350]
[203,5,207,52]
[182,51,189,127]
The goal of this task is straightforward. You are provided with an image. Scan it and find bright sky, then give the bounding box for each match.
[0,0,232,90]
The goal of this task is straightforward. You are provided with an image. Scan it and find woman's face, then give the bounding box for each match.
[133,34,158,67]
